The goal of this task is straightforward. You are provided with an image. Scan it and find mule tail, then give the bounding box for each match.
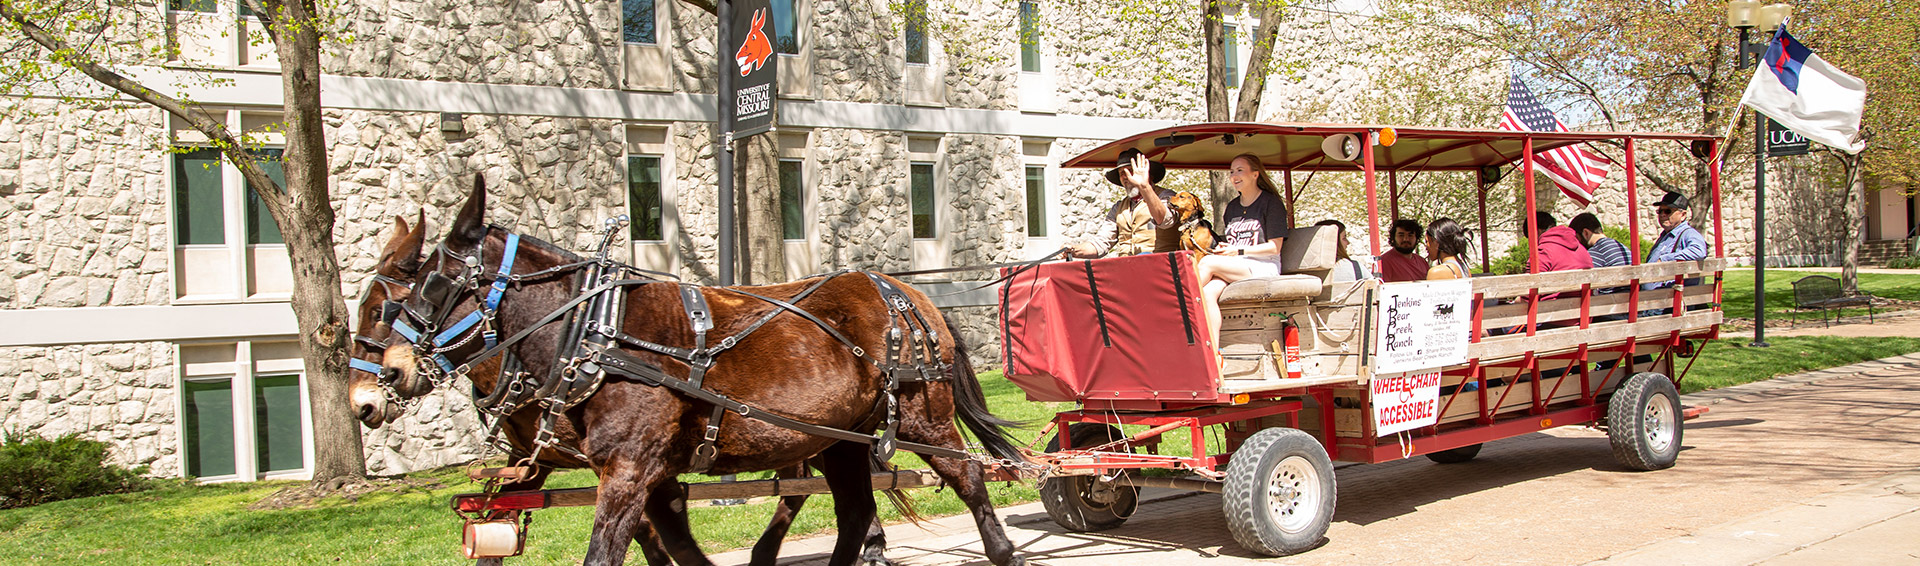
[945,318,1027,463]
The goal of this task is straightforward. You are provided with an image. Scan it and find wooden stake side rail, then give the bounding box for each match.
[451,469,950,513]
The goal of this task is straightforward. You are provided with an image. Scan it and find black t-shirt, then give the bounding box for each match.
[1222,191,1291,247]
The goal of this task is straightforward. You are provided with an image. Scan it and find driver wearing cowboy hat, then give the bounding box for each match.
[1066,148,1180,258]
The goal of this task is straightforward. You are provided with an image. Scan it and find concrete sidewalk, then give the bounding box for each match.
[714,352,1920,566]
[1585,469,1920,565]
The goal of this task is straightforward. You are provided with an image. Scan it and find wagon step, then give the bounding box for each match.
[453,468,981,513]
[1682,405,1710,420]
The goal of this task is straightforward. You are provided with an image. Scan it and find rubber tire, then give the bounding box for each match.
[1039,423,1139,532]
[1223,428,1336,556]
[1608,372,1683,471]
[1425,443,1482,464]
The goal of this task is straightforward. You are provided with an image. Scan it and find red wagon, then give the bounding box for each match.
[1003,122,1724,555]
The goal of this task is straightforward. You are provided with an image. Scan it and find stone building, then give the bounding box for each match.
[11,0,1887,484]
[5,0,1429,481]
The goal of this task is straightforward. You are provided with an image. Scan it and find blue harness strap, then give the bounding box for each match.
[349,357,385,376]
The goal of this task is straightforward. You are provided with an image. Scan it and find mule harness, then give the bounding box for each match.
[356,219,979,474]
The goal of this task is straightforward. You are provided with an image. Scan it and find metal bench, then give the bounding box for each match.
[1789,275,1873,328]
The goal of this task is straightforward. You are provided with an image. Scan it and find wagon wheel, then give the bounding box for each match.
[1223,428,1335,556]
[1039,423,1139,532]
[1607,372,1683,471]
[1425,443,1482,464]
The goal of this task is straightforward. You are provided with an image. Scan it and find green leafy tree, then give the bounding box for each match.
[0,0,365,484]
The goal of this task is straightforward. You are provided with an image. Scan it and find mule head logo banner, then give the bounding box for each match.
[727,0,777,140]
[734,8,773,77]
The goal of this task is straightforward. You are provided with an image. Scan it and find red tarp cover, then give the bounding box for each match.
[999,252,1221,403]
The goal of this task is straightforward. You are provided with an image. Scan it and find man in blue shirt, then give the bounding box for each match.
[1640,192,1707,316]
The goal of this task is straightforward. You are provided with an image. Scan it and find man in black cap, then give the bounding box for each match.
[1641,191,1706,293]
[1066,148,1178,258]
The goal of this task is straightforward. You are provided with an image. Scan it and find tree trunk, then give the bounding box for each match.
[272,0,365,483]
[1231,1,1280,123]
[736,135,786,284]
[1203,0,1230,218]
[1842,154,1864,294]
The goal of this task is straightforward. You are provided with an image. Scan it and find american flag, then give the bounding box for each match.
[1498,74,1611,206]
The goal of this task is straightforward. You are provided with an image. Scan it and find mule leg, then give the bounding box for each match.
[816,442,882,566]
[752,458,892,566]
[645,481,716,566]
[750,462,813,566]
[582,463,667,566]
[914,451,1023,566]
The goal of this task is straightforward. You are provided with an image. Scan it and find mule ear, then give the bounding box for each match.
[446,174,489,250]
[379,213,426,275]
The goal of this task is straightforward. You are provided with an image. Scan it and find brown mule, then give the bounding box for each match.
[348,178,1027,566]
[349,213,888,566]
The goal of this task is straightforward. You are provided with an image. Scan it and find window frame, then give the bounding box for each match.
[778,158,806,241]
[904,0,929,66]
[1019,1,1041,73]
[1024,165,1048,238]
[626,154,667,242]
[622,0,658,45]
[909,161,936,240]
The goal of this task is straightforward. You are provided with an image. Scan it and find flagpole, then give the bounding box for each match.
[1743,25,1771,348]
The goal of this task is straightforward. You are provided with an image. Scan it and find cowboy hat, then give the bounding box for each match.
[1105,148,1167,187]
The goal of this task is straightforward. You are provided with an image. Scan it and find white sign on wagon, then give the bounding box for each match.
[1371,370,1441,436]
[1372,279,1472,374]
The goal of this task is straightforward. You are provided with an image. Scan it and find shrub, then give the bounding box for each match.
[1888,255,1920,269]
[0,431,153,509]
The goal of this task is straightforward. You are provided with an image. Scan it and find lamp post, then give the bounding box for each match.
[1728,0,1791,348]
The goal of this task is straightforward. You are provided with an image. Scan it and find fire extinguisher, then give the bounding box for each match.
[1282,317,1303,379]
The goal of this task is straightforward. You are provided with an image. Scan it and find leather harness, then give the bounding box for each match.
[353,221,963,474]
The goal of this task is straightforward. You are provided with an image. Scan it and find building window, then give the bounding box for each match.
[779,159,805,240]
[627,155,664,241]
[1025,166,1047,237]
[1019,1,1040,72]
[623,0,656,44]
[910,162,935,238]
[904,0,928,65]
[168,0,215,12]
[1223,24,1239,88]
[772,0,800,54]
[183,378,235,477]
[179,341,307,481]
[244,149,284,245]
[253,374,304,473]
[172,148,285,247]
[174,149,225,246]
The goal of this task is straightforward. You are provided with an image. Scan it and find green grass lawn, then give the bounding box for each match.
[8,273,1920,564]
[1718,268,1920,323]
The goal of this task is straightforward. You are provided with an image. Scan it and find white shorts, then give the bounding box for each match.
[1226,254,1285,278]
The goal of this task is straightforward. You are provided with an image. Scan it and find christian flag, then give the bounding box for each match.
[1498,75,1611,206]
[1739,27,1867,154]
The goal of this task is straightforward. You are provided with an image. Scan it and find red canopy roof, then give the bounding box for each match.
[1061,122,1721,173]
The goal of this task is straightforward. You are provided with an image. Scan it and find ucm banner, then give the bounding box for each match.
[728,0,777,140]
[1372,370,1441,437]
[1372,279,1472,374]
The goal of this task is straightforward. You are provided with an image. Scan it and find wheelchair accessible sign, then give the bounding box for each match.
[1371,280,1471,437]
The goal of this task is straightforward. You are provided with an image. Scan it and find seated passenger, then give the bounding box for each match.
[1641,192,1708,316]
[1197,153,1291,347]
[1315,219,1371,282]
[1532,211,1592,276]
[1066,149,1177,259]
[1570,213,1631,318]
[1375,219,1428,282]
[1425,218,1469,280]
